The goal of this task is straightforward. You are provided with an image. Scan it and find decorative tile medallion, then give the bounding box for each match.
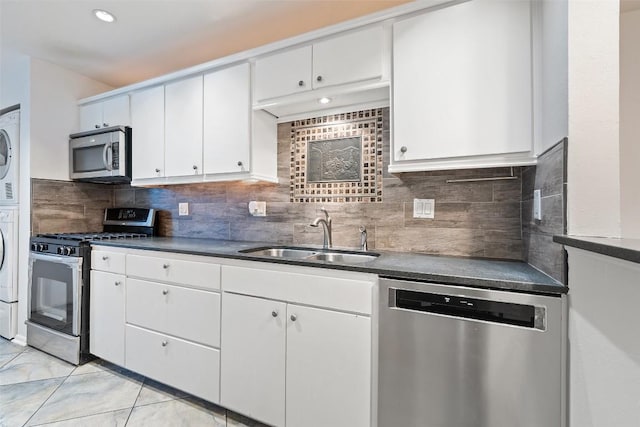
[290,108,384,203]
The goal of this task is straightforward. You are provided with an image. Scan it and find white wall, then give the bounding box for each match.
[567,0,621,237]
[620,10,640,239]
[567,247,640,426]
[29,58,112,181]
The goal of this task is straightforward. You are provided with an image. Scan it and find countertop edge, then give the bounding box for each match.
[553,235,640,265]
[92,238,567,295]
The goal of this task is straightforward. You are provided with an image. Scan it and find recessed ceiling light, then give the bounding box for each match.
[318,97,332,104]
[93,9,116,23]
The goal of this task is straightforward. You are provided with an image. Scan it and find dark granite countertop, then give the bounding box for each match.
[93,237,566,295]
[554,235,640,264]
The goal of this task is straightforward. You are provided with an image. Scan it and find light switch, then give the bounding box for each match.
[533,190,542,220]
[413,199,435,219]
[178,202,189,216]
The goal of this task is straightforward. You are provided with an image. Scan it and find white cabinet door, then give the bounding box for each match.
[393,0,532,162]
[312,26,385,89]
[165,75,203,177]
[220,293,286,427]
[203,63,250,174]
[79,102,103,131]
[131,86,165,179]
[102,95,130,128]
[254,45,312,102]
[286,304,371,427]
[89,270,125,365]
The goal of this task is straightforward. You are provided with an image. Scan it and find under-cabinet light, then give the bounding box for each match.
[94,9,116,23]
[318,97,332,104]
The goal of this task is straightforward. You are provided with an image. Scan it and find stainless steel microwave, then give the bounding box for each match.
[69,126,132,183]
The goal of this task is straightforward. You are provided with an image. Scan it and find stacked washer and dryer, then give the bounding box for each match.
[0,109,20,339]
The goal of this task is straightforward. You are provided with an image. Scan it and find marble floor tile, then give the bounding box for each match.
[0,377,64,427]
[29,408,132,427]
[0,337,26,355]
[134,378,189,407]
[70,358,139,379]
[126,398,226,427]
[27,370,143,425]
[0,349,75,385]
[0,352,18,368]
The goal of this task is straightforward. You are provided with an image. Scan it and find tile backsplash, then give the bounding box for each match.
[31,108,566,265]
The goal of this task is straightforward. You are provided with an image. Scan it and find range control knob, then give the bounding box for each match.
[37,244,45,252]
[31,243,37,251]
[57,247,63,255]
[63,247,73,256]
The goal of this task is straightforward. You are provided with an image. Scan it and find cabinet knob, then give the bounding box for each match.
[400,146,408,153]
[163,263,170,269]
[290,314,297,322]
[272,310,279,318]
[162,289,169,295]
[161,340,168,347]
[316,75,323,82]
[102,255,109,261]
[237,161,243,167]
[155,168,161,173]
[94,124,100,129]
[114,281,121,286]
[103,123,109,127]
[298,80,305,87]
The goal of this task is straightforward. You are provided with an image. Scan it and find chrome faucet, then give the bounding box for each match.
[310,207,332,249]
[359,225,368,251]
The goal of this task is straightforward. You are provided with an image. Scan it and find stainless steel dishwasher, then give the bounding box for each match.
[378,278,566,427]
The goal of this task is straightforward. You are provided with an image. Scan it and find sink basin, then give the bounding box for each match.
[243,248,318,259]
[306,252,378,263]
[240,246,379,264]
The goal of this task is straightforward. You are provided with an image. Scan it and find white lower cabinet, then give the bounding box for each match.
[126,324,220,403]
[220,264,374,427]
[89,270,125,366]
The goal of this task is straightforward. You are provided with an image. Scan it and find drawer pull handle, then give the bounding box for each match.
[161,341,168,347]
[272,310,278,318]
[163,263,170,269]
[114,281,121,286]
[162,289,169,295]
[290,314,297,322]
[102,256,109,261]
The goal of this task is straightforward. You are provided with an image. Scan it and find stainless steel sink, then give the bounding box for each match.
[240,246,379,264]
[305,252,378,263]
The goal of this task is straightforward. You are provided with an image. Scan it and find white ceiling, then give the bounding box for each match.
[0,0,411,88]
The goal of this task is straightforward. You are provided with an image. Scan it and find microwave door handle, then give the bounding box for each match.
[102,143,113,171]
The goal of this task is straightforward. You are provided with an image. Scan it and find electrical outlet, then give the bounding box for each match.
[413,199,435,219]
[533,190,542,220]
[248,201,267,217]
[178,202,189,216]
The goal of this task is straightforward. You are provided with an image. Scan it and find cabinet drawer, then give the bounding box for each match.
[222,265,374,315]
[126,278,220,347]
[92,250,126,274]
[127,254,221,290]
[125,325,220,404]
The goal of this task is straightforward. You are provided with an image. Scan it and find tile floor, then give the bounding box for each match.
[0,338,267,427]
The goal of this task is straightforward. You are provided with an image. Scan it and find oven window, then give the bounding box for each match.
[30,258,76,335]
[73,145,107,173]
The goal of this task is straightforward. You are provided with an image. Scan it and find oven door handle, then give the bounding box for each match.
[29,252,82,266]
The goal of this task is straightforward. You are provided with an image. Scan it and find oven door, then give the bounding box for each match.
[28,253,83,337]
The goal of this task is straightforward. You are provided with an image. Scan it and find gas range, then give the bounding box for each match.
[27,208,156,365]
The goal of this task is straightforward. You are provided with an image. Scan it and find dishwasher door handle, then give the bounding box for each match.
[390,288,546,330]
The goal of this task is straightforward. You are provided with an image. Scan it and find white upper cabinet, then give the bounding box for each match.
[254,26,387,104]
[203,63,251,175]
[131,85,165,180]
[312,26,384,90]
[79,95,130,131]
[391,0,535,172]
[164,75,203,177]
[254,46,313,102]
